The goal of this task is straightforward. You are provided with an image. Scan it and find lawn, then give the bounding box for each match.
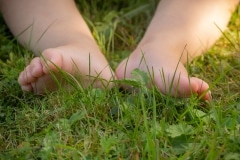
[1,0,240,159]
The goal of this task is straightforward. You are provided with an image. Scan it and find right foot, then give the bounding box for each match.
[18,43,115,94]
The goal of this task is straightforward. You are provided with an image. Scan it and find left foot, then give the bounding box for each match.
[116,0,239,101]
[116,43,211,101]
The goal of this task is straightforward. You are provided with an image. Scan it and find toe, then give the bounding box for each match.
[41,48,63,74]
[18,71,26,85]
[159,74,198,98]
[21,84,33,92]
[18,57,44,86]
[18,66,36,85]
[192,77,212,101]
[176,76,199,97]
[30,58,44,78]
[190,77,211,101]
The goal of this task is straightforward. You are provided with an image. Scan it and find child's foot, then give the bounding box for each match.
[116,0,239,101]
[116,44,211,101]
[18,43,115,94]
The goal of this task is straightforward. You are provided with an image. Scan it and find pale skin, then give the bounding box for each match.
[0,0,239,100]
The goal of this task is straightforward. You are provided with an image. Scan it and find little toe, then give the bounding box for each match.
[21,84,33,92]
[18,67,36,86]
[18,58,44,86]
[18,71,27,85]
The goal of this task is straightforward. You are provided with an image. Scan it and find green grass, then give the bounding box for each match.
[1,0,240,159]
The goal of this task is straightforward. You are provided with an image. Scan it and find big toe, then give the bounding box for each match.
[164,76,210,101]
[41,48,63,74]
[191,77,211,101]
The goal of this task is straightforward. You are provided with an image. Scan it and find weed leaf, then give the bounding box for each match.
[166,123,194,138]
[131,68,149,85]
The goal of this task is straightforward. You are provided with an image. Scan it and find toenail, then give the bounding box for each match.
[208,91,212,100]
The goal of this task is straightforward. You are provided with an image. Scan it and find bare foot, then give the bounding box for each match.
[18,43,115,94]
[116,44,211,101]
[116,0,239,101]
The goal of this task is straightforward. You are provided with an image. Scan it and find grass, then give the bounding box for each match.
[1,0,240,159]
